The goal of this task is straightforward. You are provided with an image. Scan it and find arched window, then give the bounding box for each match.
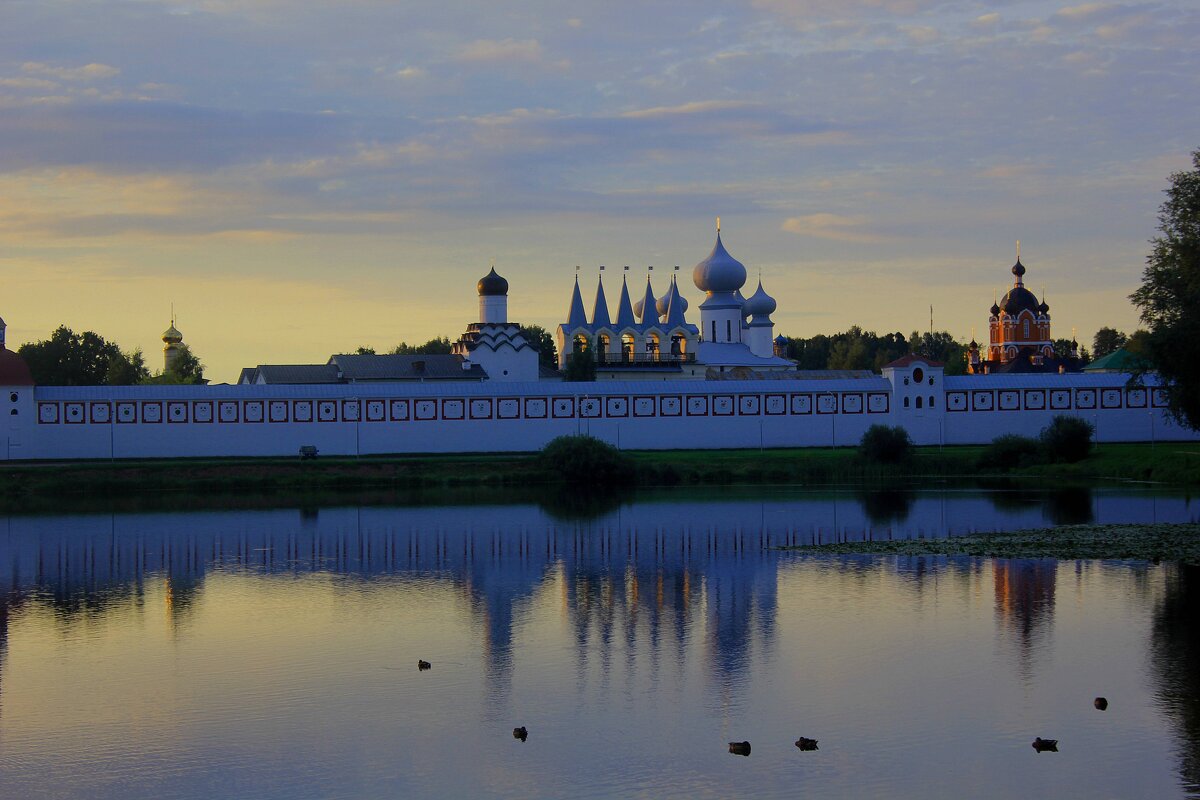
[916,396,923,409]
[903,397,910,408]
[711,321,716,341]
[1023,319,1030,337]
[929,395,935,408]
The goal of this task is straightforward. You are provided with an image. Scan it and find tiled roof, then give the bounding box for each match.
[883,354,945,369]
[255,364,342,384]
[329,353,487,381]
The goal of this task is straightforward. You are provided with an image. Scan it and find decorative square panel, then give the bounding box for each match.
[946,391,967,412]
[440,399,464,420]
[413,399,438,421]
[764,394,786,415]
[551,397,574,418]
[1075,389,1096,409]
[291,401,312,423]
[268,400,288,423]
[816,394,839,414]
[167,401,189,423]
[841,394,863,414]
[659,396,682,417]
[790,394,812,415]
[1101,389,1122,409]
[738,395,761,416]
[37,402,59,424]
[633,396,656,417]
[497,398,520,419]
[117,401,138,424]
[712,395,734,416]
[1126,388,1147,408]
[365,400,386,422]
[686,395,709,416]
[192,401,214,423]
[341,400,361,421]
[867,393,889,413]
[64,402,86,424]
[998,390,1020,411]
[1050,390,1072,410]
[141,402,163,423]
[90,402,111,424]
[218,401,239,423]
[390,399,410,421]
[1152,389,1169,408]
[317,400,338,422]
[242,401,263,423]
[524,398,548,419]
[1023,390,1046,410]
[469,398,493,419]
[579,397,601,418]
[971,391,994,411]
[605,397,628,417]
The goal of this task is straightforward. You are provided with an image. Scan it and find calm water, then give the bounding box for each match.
[1,486,1198,799]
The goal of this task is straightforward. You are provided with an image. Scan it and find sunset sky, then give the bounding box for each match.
[3,0,1198,381]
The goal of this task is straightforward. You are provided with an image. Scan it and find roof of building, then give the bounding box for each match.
[706,368,878,381]
[696,341,793,368]
[1082,347,1149,372]
[615,276,637,328]
[1000,285,1041,316]
[329,353,487,381]
[634,276,656,324]
[591,275,611,327]
[251,364,342,384]
[477,267,509,297]
[883,354,944,369]
[0,349,34,386]
[238,367,258,385]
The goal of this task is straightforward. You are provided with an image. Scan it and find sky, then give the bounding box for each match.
[2,0,1198,382]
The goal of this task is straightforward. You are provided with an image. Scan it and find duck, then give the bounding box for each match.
[1094,697,1108,711]
[513,726,528,742]
[417,660,432,671]
[728,741,751,756]
[795,737,819,751]
[1032,737,1058,752]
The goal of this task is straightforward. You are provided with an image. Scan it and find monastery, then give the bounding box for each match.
[0,225,1195,459]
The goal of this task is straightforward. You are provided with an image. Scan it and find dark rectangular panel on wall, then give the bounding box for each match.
[1100,389,1122,409]
[971,391,994,411]
[291,400,312,423]
[867,393,889,413]
[64,402,85,425]
[469,398,494,420]
[1125,388,1147,408]
[317,400,338,422]
[193,401,214,423]
[390,399,410,421]
[764,394,786,415]
[686,396,709,416]
[841,394,863,414]
[167,401,190,423]
[633,396,656,417]
[738,395,761,416]
[997,390,1020,411]
[552,397,576,419]
[37,402,59,424]
[659,395,682,416]
[524,397,548,419]
[142,401,164,424]
[413,399,438,421]
[268,400,288,423]
[1023,390,1046,411]
[712,395,735,416]
[117,401,138,424]
[790,394,812,415]
[946,391,967,412]
[365,400,387,422]
[1050,389,1072,410]
[243,400,264,423]
[1075,388,1096,409]
[605,396,629,417]
[90,402,112,424]
[497,397,520,419]
[218,401,239,423]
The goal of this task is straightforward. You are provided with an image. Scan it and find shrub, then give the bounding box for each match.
[977,434,1042,471]
[858,424,912,464]
[538,435,634,486]
[1040,415,1094,463]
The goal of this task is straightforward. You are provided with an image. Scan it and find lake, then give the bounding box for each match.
[1,484,1198,799]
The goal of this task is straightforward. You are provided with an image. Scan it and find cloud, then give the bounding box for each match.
[22,62,120,81]
[457,38,545,64]
[781,213,887,243]
[0,76,59,90]
[620,100,752,119]
[393,66,425,80]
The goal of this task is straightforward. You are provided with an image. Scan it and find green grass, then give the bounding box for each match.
[781,523,1200,564]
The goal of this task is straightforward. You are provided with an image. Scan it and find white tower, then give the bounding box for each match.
[477,266,509,323]
[692,219,747,344]
[162,317,183,373]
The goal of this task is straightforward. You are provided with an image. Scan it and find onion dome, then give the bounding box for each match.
[774,334,787,345]
[656,284,688,317]
[968,339,979,349]
[1011,259,1026,282]
[477,267,509,297]
[743,280,777,319]
[1000,285,1040,315]
[0,349,34,385]
[692,232,747,294]
[162,323,183,344]
[1038,296,1050,314]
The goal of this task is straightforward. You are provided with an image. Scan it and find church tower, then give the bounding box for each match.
[163,317,184,373]
[692,219,748,345]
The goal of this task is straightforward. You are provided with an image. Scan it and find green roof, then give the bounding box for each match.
[1082,347,1150,372]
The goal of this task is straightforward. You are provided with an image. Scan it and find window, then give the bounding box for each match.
[726,320,732,341]
[1024,319,1030,337]
[903,377,909,385]
[929,396,935,408]
[916,396,923,409]
[711,321,716,341]
[913,367,924,382]
[8,392,16,402]
[9,409,16,416]
[903,397,910,408]
[929,376,935,386]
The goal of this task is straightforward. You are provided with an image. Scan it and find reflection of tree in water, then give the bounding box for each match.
[1042,487,1094,526]
[993,559,1057,680]
[1151,564,1200,795]
[538,488,626,522]
[857,486,915,527]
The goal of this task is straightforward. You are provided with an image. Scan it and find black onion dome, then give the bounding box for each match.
[1000,286,1040,315]
[990,301,1001,316]
[477,267,509,296]
[1038,299,1049,314]
[969,339,979,349]
[1012,259,1026,279]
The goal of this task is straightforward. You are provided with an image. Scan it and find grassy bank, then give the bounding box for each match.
[0,441,1196,509]
[780,523,1200,564]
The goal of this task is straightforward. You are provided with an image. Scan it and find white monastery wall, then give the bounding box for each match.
[4,361,1196,461]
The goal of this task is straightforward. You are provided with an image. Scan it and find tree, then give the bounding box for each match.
[354,346,376,355]
[1093,327,1128,358]
[144,345,206,385]
[106,348,150,385]
[18,326,125,385]
[1131,148,1200,429]
[1053,338,1090,365]
[564,349,596,382]
[519,325,559,371]
[391,336,452,355]
[909,331,967,376]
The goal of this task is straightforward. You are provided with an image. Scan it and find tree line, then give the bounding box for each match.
[18,326,205,386]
